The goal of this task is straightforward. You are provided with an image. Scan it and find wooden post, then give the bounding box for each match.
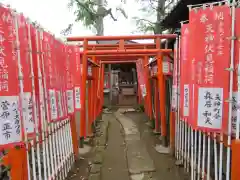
[169,111,175,156]
[87,77,93,137]
[156,37,167,146]
[80,39,88,146]
[154,79,160,133]
[92,63,98,124]
[143,55,153,121]
[70,114,79,158]
[231,140,240,180]
[100,64,105,113]
[2,146,28,180]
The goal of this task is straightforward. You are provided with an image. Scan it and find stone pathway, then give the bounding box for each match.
[84,109,188,180]
[101,113,129,180]
[114,110,156,180]
[125,112,189,180]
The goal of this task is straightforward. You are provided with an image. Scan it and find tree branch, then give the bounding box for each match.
[148,0,158,11]
[133,17,155,25]
[107,9,117,21]
[74,0,96,18]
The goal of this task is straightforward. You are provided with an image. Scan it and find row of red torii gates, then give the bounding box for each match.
[66,34,177,150]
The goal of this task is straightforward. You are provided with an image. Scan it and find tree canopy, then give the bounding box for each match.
[62,0,127,35]
[133,0,165,34]
[62,0,166,35]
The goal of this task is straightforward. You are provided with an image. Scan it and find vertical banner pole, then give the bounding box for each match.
[175,35,180,160]
[201,133,206,180]
[197,131,202,180]
[226,2,236,180]
[191,128,194,180]
[39,28,54,179]
[13,10,30,180]
[87,71,92,137]
[184,121,187,169]
[27,20,42,180]
[193,130,197,179]
[170,36,179,156]
[177,34,181,160]
[100,64,105,113]
[207,132,211,180]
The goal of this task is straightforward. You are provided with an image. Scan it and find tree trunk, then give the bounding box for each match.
[96,0,112,107]
[155,0,165,34]
[96,0,104,35]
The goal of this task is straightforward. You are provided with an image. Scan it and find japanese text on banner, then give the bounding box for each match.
[171,41,178,111]
[180,24,190,120]
[136,59,146,97]
[189,6,231,131]
[0,96,22,145]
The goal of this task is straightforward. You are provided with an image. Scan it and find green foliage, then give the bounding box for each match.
[132,17,156,34]
[132,0,165,34]
[70,0,98,28]
[62,0,127,35]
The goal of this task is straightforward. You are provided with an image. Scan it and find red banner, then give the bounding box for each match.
[74,46,81,110]
[17,14,37,136]
[0,7,23,147]
[42,31,59,122]
[66,45,75,115]
[189,5,231,132]
[180,24,190,123]
[171,41,178,111]
[136,58,146,97]
[30,24,44,132]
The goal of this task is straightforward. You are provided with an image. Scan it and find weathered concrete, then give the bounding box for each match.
[91,151,104,164]
[88,173,100,180]
[127,140,155,174]
[114,111,140,141]
[125,112,189,180]
[130,173,157,180]
[87,113,110,179]
[93,115,109,147]
[75,111,81,142]
[101,113,129,180]
[90,164,102,174]
[115,109,155,175]
[78,144,92,155]
[154,144,170,154]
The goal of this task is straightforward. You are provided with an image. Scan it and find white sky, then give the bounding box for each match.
[0,0,147,38]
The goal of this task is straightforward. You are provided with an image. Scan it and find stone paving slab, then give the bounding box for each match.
[126,140,155,174]
[101,113,129,180]
[93,115,110,147]
[88,173,100,180]
[115,109,156,175]
[114,111,140,141]
[130,173,157,180]
[90,164,102,174]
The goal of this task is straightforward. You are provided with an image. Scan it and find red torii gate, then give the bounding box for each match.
[67,34,176,148]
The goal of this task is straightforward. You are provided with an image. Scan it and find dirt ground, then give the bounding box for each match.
[125,112,189,180]
[66,111,189,180]
[66,148,94,180]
